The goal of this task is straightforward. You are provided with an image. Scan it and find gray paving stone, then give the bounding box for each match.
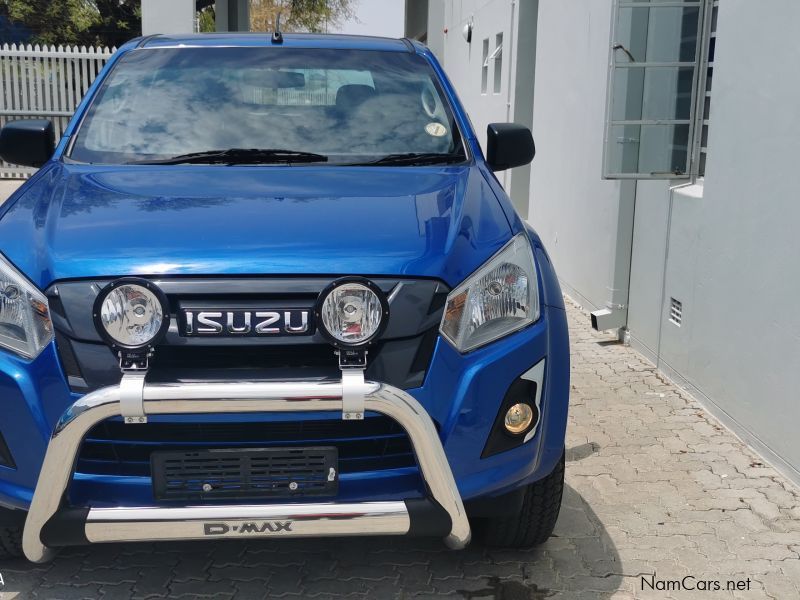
[232,580,270,600]
[99,582,136,598]
[34,583,105,599]
[170,578,236,598]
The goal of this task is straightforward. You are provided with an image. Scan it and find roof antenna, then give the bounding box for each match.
[272,12,284,44]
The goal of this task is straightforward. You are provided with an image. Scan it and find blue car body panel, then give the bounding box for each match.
[0,163,512,289]
[0,34,569,515]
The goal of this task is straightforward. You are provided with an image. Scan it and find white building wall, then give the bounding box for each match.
[434,0,533,217]
[626,179,671,358]
[141,0,195,35]
[528,0,630,312]
[426,1,446,63]
[531,0,800,483]
[660,0,800,481]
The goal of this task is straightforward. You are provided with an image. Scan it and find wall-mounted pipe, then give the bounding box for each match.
[591,179,636,335]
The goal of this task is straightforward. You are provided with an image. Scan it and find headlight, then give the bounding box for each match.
[315,277,389,348]
[0,253,53,359]
[440,233,539,352]
[93,278,170,350]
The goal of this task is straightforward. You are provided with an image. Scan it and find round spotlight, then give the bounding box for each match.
[92,278,170,351]
[315,277,389,348]
[504,403,534,434]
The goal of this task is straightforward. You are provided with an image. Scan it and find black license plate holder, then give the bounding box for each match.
[151,446,339,502]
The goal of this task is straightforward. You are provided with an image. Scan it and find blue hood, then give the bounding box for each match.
[0,163,512,289]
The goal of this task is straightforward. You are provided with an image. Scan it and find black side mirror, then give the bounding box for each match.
[0,119,55,168]
[486,123,535,171]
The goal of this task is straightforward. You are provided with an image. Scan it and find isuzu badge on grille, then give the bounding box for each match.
[180,309,311,337]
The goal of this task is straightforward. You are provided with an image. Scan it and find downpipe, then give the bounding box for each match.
[591,180,636,337]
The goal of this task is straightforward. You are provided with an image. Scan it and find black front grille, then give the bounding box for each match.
[150,344,340,378]
[54,330,83,382]
[76,416,417,477]
[49,276,449,392]
[151,447,339,501]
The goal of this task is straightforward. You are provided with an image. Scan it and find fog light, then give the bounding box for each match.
[92,278,170,351]
[315,277,389,348]
[504,403,534,434]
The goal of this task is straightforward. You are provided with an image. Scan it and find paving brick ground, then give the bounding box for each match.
[1,300,798,599]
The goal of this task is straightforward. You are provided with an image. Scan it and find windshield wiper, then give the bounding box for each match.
[345,152,467,167]
[129,148,329,165]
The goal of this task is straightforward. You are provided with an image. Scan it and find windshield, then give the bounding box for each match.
[68,47,466,165]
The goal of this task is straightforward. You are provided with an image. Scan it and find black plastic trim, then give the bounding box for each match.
[136,34,162,48]
[409,328,439,375]
[0,430,15,469]
[481,376,540,459]
[404,498,452,537]
[465,485,526,518]
[40,507,90,546]
[0,119,55,167]
[0,506,25,526]
[54,330,83,381]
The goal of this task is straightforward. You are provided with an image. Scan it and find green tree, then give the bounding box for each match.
[197,0,216,33]
[0,0,97,46]
[250,0,358,34]
[89,0,141,48]
[0,0,142,48]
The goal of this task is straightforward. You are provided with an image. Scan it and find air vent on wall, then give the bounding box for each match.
[669,298,683,327]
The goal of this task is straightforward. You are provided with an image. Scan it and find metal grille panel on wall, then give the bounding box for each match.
[0,43,115,178]
[603,0,715,180]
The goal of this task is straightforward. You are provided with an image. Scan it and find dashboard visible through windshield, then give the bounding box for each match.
[68,47,466,166]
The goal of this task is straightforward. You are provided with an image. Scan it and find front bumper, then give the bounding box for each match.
[23,377,471,563]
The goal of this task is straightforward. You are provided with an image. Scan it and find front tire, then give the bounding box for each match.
[0,507,25,559]
[0,525,23,559]
[473,452,565,548]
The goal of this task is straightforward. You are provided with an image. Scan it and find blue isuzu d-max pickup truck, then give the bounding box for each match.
[0,33,569,562]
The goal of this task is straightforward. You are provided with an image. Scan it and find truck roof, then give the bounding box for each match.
[137,32,418,53]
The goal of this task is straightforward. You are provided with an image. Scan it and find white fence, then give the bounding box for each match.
[0,43,115,178]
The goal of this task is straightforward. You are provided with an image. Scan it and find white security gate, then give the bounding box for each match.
[0,43,115,178]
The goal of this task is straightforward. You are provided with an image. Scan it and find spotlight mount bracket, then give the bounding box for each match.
[118,347,153,423]
[337,347,368,370]
[337,348,368,420]
[119,369,148,424]
[118,348,153,372]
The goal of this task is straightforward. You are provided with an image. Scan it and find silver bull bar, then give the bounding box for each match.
[23,378,471,563]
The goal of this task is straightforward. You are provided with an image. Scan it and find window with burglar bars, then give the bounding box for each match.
[603,0,716,180]
[696,0,718,177]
